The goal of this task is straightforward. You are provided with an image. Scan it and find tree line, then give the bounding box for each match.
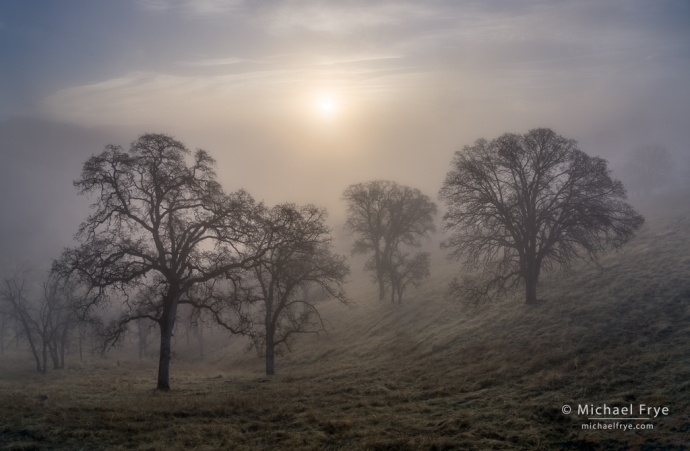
[1,128,645,389]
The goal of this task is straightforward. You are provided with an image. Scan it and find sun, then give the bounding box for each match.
[315,93,339,118]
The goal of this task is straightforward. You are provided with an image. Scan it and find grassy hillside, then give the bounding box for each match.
[1,193,690,450]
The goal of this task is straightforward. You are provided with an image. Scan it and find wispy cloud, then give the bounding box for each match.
[313,54,403,66]
[256,1,437,35]
[177,57,244,67]
[137,0,244,15]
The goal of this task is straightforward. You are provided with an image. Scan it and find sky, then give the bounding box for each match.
[1,0,689,265]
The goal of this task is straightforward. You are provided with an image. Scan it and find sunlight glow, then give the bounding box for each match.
[315,93,339,117]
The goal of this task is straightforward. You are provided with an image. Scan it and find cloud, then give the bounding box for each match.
[177,57,244,67]
[137,0,244,15]
[313,54,402,66]
[255,1,437,35]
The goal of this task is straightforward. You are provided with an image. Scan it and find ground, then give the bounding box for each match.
[1,193,690,450]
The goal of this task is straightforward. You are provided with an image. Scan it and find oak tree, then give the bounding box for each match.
[245,204,349,375]
[0,275,77,372]
[343,181,436,302]
[439,128,644,305]
[53,133,266,390]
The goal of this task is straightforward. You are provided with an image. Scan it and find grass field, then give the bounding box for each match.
[1,193,690,450]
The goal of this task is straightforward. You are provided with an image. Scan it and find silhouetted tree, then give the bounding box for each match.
[245,204,349,375]
[624,144,672,197]
[53,133,268,390]
[439,128,644,305]
[0,275,77,372]
[343,181,436,301]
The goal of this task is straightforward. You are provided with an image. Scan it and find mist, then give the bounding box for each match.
[1,1,690,449]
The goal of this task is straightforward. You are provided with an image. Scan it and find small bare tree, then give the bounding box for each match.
[343,181,436,302]
[244,204,349,375]
[0,275,78,372]
[439,128,644,305]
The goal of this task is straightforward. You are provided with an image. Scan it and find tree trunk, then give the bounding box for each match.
[157,322,173,390]
[41,339,48,374]
[49,337,60,369]
[0,320,4,355]
[59,326,68,369]
[26,332,42,372]
[18,317,42,372]
[378,276,386,301]
[525,276,537,304]
[265,332,275,376]
[156,295,179,391]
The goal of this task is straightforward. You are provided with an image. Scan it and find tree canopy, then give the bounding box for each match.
[53,133,267,390]
[243,203,349,375]
[343,181,436,302]
[439,128,644,304]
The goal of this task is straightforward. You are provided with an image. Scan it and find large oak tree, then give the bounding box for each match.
[53,134,267,390]
[439,128,644,305]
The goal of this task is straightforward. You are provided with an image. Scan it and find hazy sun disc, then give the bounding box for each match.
[316,94,339,117]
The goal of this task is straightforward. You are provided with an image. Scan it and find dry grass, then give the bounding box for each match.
[2,193,690,450]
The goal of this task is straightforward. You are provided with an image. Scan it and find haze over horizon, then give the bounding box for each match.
[1,0,689,265]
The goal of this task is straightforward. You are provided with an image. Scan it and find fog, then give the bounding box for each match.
[1,1,689,266]
[2,3,690,449]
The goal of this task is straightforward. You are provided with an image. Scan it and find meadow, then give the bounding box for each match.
[1,193,689,450]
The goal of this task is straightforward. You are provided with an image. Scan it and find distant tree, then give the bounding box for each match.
[388,251,431,304]
[135,318,155,360]
[53,133,268,390]
[625,144,672,197]
[342,181,436,302]
[244,204,349,375]
[0,275,77,372]
[0,277,44,371]
[439,128,644,305]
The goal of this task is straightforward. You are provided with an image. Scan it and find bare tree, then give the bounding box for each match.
[53,133,269,390]
[244,204,349,375]
[624,144,672,197]
[0,275,77,372]
[439,128,644,305]
[0,278,42,371]
[342,181,436,301]
[41,277,77,369]
[388,251,431,304]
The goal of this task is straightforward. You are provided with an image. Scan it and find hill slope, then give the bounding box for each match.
[1,193,690,450]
